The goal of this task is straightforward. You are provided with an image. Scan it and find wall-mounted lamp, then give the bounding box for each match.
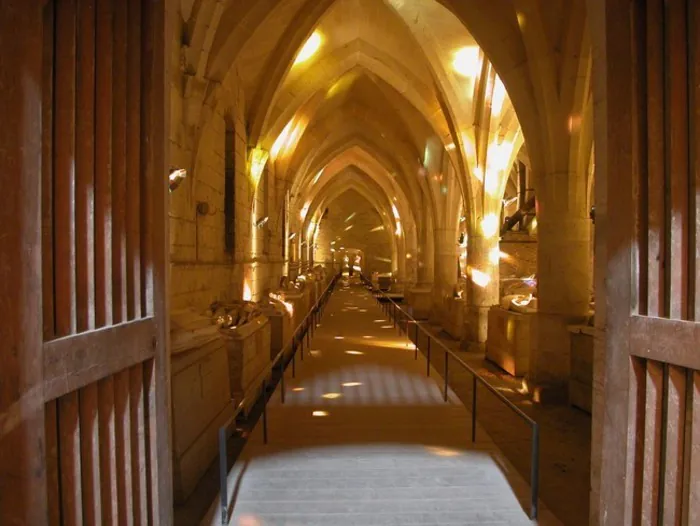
[196,201,210,216]
[288,232,297,240]
[169,167,187,192]
[248,147,270,188]
[256,216,269,228]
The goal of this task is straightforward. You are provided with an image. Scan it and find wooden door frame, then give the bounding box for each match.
[0,1,173,524]
[591,1,700,524]
[0,2,47,524]
[590,0,644,523]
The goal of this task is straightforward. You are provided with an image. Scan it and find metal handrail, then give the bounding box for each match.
[217,273,341,525]
[361,275,540,520]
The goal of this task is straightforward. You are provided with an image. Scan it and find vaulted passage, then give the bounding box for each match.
[204,277,558,525]
[2,1,700,525]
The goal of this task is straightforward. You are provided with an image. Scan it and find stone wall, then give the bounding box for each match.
[499,233,537,278]
[169,67,285,311]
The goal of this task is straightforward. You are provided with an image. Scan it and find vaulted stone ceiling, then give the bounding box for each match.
[176,0,591,284]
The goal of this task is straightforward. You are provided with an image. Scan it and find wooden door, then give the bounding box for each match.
[0,1,172,524]
[595,1,700,525]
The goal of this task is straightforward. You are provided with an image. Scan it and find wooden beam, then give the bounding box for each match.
[95,0,114,328]
[43,319,156,401]
[641,361,663,524]
[112,0,128,324]
[126,0,142,321]
[645,0,666,318]
[143,0,174,521]
[0,1,48,524]
[54,0,78,337]
[59,391,84,526]
[76,0,97,332]
[629,315,700,370]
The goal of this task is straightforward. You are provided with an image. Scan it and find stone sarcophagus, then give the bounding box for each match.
[217,308,271,415]
[170,309,235,503]
[261,293,294,361]
[486,306,535,377]
[568,325,594,413]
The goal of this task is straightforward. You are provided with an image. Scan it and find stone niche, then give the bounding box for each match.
[568,325,594,413]
[486,306,535,377]
[170,309,235,503]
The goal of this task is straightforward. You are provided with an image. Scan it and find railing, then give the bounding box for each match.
[217,273,340,525]
[360,275,540,520]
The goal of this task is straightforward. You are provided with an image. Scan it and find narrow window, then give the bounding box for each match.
[224,120,235,253]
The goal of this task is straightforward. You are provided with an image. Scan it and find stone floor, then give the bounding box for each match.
[201,278,561,525]
[410,322,592,526]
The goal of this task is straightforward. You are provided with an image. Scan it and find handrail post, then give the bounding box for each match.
[414,323,419,360]
[262,379,268,444]
[530,424,540,519]
[280,360,286,404]
[443,351,449,402]
[426,337,431,376]
[471,375,477,442]
[218,427,228,525]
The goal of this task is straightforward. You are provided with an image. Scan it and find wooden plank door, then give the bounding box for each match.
[40,0,172,525]
[595,1,700,525]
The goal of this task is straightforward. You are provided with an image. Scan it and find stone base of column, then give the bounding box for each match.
[405,285,432,320]
[525,312,589,404]
[464,304,490,346]
[288,262,300,280]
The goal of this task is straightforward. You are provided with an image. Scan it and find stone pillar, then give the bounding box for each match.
[288,236,300,279]
[416,219,433,285]
[530,176,592,399]
[465,234,500,344]
[433,227,458,312]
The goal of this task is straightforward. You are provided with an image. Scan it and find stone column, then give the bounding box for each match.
[433,227,459,309]
[416,219,434,285]
[407,219,433,319]
[288,236,300,279]
[465,233,500,344]
[530,173,592,399]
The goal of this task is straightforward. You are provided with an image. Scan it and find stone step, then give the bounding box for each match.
[230,510,530,526]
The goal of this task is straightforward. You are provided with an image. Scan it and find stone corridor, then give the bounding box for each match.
[203,278,559,525]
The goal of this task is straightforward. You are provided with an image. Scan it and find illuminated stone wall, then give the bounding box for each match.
[168,67,285,310]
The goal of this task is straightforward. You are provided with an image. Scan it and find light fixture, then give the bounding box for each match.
[248,148,269,188]
[294,31,322,66]
[453,46,481,78]
[168,167,187,192]
[288,232,297,240]
[481,214,500,238]
[491,75,507,115]
[256,216,269,228]
[300,202,310,220]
